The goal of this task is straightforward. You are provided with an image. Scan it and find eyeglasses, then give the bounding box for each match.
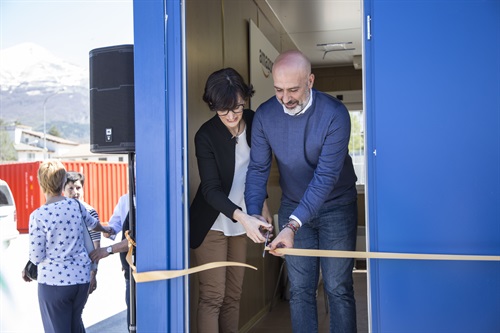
[217,103,245,116]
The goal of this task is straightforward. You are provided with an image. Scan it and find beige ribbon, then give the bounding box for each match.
[269,248,500,261]
[131,261,257,283]
[123,231,499,283]
[124,231,257,283]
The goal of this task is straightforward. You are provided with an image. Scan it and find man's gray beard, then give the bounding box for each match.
[283,103,304,116]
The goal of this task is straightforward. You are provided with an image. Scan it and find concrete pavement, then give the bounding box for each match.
[87,310,128,333]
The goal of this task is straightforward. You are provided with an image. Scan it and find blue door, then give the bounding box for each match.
[365,1,500,331]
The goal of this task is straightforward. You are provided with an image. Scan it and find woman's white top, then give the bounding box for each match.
[211,126,249,236]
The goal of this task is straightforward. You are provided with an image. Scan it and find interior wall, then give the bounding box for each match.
[186,0,363,331]
[313,66,363,92]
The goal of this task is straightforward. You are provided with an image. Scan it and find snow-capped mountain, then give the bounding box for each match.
[0,43,91,143]
[1,43,88,88]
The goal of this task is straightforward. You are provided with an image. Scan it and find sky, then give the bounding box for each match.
[0,0,134,68]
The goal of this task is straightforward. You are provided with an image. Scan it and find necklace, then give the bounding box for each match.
[231,121,243,143]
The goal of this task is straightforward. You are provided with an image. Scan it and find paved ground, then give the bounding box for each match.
[87,310,128,333]
[0,234,128,332]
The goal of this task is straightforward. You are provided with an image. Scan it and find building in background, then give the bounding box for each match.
[1,124,127,162]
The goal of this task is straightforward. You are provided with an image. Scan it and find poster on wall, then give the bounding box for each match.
[249,19,280,110]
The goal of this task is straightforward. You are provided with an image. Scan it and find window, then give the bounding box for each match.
[328,90,365,185]
[349,110,365,185]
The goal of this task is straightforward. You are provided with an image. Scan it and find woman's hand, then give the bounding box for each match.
[89,270,97,294]
[21,269,32,282]
[233,209,273,243]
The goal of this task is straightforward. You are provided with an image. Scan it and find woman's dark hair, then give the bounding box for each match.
[65,171,85,187]
[202,68,255,111]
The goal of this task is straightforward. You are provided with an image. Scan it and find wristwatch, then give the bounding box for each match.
[106,246,114,255]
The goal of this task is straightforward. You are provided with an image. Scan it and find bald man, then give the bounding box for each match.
[245,50,358,333]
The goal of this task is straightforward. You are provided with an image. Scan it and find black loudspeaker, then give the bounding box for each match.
[89,44,135,153]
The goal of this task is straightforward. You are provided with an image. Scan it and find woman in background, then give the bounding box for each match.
[22,160,112,333]
[190,68,273,333]
[63,171,101,294]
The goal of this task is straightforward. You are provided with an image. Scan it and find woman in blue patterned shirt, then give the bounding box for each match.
[22,160,113,333]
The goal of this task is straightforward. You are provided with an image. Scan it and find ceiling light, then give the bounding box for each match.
[353,55,362,70]
[317,42,355,59]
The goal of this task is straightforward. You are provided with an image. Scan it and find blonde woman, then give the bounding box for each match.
[22,160,113,333]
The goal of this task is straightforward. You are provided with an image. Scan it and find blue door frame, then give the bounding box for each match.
[133,0,187,332]
[365,0,500,331]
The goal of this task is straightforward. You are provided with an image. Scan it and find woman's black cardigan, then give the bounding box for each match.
[189,109,254,249]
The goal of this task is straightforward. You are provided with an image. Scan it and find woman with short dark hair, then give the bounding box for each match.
[190,68,273,332]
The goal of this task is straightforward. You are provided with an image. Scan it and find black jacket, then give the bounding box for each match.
[189,109,254,249]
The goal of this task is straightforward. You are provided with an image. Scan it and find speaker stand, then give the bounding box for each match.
[128,152,137,333]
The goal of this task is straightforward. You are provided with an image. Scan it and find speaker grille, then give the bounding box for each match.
[89,45,135,153]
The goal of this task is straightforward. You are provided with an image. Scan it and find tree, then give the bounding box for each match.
[349,112,364,154]
[0,130,16,161]
[48,125,62,138]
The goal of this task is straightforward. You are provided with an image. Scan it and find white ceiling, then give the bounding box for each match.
[263,0,362,68]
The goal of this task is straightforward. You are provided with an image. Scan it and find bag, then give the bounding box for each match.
[76,199,97,270]
[24,260,37,280]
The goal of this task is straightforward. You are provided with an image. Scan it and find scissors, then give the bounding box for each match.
[262,229,270,258]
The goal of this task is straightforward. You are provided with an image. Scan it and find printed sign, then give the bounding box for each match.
[249,20,280,110]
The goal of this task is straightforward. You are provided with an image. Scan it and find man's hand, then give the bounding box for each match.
[268,227,295,257]
[90,247,109,263]
[104,226,115,236]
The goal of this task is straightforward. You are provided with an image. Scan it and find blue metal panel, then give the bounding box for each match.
[365,0,500,331]
[133,0,185,332]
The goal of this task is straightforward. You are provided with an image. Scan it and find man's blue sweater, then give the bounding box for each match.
[245,89,357,225]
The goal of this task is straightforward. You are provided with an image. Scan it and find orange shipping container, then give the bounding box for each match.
[0,161,128,233]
